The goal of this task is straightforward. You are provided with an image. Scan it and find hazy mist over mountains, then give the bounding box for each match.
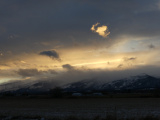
[1,73,160,94]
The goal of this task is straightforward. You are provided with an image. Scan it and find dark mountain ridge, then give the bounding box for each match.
[1,74,160,94]
[63,74,160,92]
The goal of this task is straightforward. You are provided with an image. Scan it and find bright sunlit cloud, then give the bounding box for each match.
[91,22,110,37]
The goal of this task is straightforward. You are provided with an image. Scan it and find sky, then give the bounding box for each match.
[1,0,160,85]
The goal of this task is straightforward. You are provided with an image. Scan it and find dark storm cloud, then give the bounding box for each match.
[17,68,58,77]
[47,69,58,74]
[94,0,160,38]
[148,44,156,49]
[1,0,160,54]
[117,64,123,68]
[39,50,61,61]
[0,0,100,52]
[62,64,74,70]
[123,57,137,62]
[17,68,41,77]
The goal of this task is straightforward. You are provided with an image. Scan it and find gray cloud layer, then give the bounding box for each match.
[1,0,160,54]
[50,65,160,85]
[62,64,74,70]
[17,69,42,77]
[17,68,57,77]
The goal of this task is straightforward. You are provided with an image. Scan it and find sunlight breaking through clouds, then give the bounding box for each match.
[91,23,110,37]
[1,1,160,85]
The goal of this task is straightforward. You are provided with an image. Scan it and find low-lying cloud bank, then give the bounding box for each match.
[13,65,160,86]
[1,64,160,91]
[16,68,57,78]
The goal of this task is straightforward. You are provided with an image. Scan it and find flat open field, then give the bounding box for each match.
[0,98,160,119]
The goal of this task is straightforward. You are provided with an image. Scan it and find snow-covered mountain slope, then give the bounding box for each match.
[0,80,57,93]
[64,74,160,92]
[63,78,103,92]
[1,74,160,93]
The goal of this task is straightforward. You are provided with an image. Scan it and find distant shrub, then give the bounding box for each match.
[2,91,14,96]
[105,115,117,120]
[65,115,80,120]
[93,115,101,120]
[49,87,63,98]
[139,115,159,120]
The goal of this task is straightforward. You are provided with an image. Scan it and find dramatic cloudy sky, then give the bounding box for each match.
[1,0,160,85]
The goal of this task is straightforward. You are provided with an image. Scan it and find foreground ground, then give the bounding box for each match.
[0,97,160,119]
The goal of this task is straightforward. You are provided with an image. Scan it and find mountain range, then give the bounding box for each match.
[63,74,160,92]
[1,74,160,94]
